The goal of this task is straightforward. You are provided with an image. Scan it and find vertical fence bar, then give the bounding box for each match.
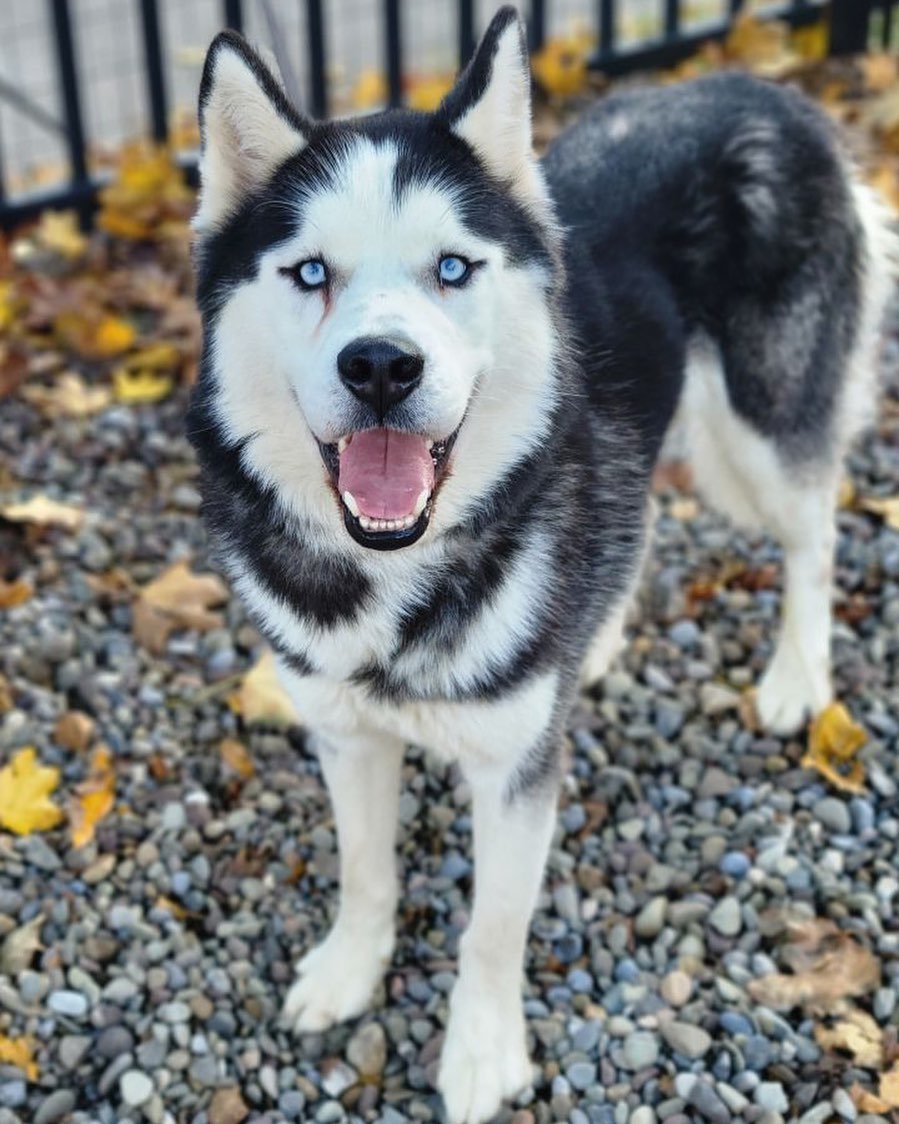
[458,0,475,68]
[385,0,403,107]
[529,0,545,51]
[305,0,327,118]
[223,0,243,33]
[664,0,678,39]
[49,0,90,222]
[829,0,871,53]
[729,0,743,16]
[139,0,169,143]
[599,0,614,55]
[884,1,894,48]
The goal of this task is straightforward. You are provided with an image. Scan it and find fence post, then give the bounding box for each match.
[529,0,545,51]
[458,0,475,68]
[384,0,403,107]
[222,0,243,33]
[49,0,90,225]
[830,0,871,54]
[305,0,327,118]
[139,0,169,143]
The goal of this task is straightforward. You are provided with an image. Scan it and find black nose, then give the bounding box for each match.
[337,337,424,419]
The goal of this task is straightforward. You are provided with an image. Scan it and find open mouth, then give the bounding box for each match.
[318,427,458,550]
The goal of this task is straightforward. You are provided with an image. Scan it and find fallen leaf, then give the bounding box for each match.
[32,210,88,261]
[228,649,299,727]
[1,494,85,531]
[532,32,593,99]
[0,1035,39,1081]
[0,747,64,835]
[97,142,194,243]
[861,495,899,531]
[21,371,112,418]
[881,1063,899,1109]
[53,711,96,753]
[406,72,454,112]
[0,578,33,609]
[850,1083,893,1114]
[0,674,12,713]
[861,53,899,93]
[207,1086,249,1124]
[0,914,44,975]
[112,366,174,405]
[802,702,868,794]
[351,68,387,110]
[669,497,700,521]
[69,744,116,848]
[815,1008,884,1069]
[724,13,798,77]
[748,917,880,1013]
[54,310,136,360]
[220,738,255,780]
[132,560,228,655]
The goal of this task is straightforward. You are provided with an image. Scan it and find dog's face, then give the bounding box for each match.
[193,9,560,552]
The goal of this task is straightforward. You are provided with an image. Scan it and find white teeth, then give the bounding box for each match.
[355,508,426,534]
[338,435,350,454]
[342,490,360,517]
[426,439,434,450]
[413,489,429,518]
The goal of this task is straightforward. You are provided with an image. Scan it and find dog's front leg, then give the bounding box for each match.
[283,727,404,1032]
[438,761,558,1124]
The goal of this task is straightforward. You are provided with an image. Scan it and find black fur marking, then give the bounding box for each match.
[187,388,370,630]
[436,6,523,129]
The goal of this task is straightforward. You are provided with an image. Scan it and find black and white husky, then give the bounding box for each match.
[189,9,895,1121]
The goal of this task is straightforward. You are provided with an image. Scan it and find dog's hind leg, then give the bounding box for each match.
[680,338,842,736]
[282,720,405,1032]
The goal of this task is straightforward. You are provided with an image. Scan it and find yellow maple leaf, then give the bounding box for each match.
[814,1008,883,1069]
[228,649,299,727]
[0,1035,39,1081]
[21,371,113,418]
[132,560,228,655]
[801,702,867,794]
[0,747,64,835]
[1,494,85,531]
[69,745,116,849]
[724,13,798,77]
[407,73,454,112]
[54,310,136,360]
[34,210,88,261]
[532,33,593,99]
[351,68,388,110]
[112,367,174,405]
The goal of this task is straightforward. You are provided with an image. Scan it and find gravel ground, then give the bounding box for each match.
[1,309,898,1122]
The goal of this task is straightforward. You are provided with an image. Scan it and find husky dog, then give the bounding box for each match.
[188,8,894,1121]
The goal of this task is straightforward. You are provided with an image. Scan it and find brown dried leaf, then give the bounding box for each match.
[21,371,112,418]
[747,918,880,1014]
[881,1063,899,1109]
[850,1082,893,1115]
[1,494,85,531]
[862,495,899,532]
[219,738,255,781]
[53,710,96,753]
[132,560,228,655]
[0,914,44,975]
[815,1008,884,1069]
[801,702,867,794]
[0,578,33,609]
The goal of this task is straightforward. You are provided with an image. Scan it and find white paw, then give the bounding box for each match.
[756,645,831,736]
[438,987,533,1124]
[282,919,394,1033]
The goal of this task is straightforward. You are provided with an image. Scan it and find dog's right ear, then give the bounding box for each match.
[194,31,310,234]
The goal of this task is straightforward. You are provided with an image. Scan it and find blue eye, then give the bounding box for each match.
[297,259,328,289]
[438,255,470,286]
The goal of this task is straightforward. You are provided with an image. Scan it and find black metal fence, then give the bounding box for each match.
[0,0,887,230]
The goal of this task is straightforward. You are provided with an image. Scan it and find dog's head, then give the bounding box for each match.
[192,7,561,552]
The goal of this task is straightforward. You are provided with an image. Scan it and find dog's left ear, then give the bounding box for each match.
[438,7,538,199]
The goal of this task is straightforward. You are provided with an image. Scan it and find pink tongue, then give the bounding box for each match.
[337,428,434,520]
